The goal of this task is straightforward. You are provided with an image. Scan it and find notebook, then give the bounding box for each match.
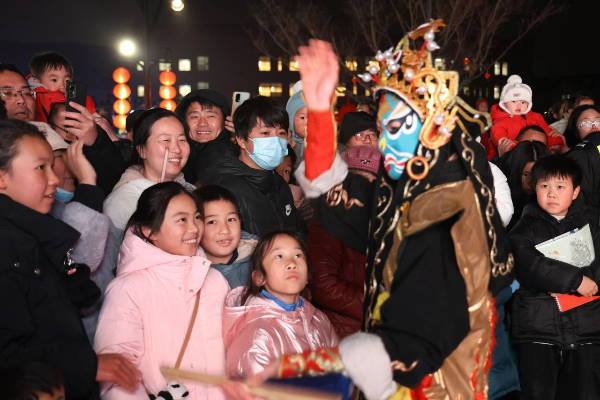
[535,224,598,312]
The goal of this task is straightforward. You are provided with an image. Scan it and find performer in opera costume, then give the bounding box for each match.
[270,21,516,400]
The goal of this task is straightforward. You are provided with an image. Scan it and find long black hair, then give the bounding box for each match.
[126,182,198,242]
[564,104,600,148]
[130,108,190,165]
[240,230,309,305]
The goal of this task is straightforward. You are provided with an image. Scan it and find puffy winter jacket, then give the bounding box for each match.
[488,104,562,160]
[509,200,600,348]
[308,220,364,338]
[222,286,339,378]
[197,141,306,236]
[566,130,600,227]
[103,165,195,233]
[210,231,257,288]
[0,194,99,400]
[94,230,228,399]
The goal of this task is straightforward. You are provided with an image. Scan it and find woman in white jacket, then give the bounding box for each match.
[103,108,195,234]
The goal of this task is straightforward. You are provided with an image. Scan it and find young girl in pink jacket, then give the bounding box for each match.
[223,230,339,378]
[94,182,229,399]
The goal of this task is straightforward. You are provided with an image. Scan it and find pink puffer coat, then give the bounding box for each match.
[222,286,339,378]
[94,230,229,399]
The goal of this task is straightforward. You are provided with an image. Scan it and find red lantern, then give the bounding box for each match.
[463,58,470,65]
[159,85,177,100]
[113,114,127,130]
[159,70,177,86]
[113,99,131,115]
[113,83,131,100]
[159,99,177,111]
[112,67,131,84]
[484,72,491,80]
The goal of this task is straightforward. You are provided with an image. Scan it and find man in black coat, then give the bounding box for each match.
[197,96,305,236]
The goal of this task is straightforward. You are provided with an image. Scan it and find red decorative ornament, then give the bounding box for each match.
[484,72,491,80]
[112,67,131,84]
[113,83,131,100]
[159,70,177,86]
[113,99,131,115]
[159,99,177,111]
[159,85,177,100]
[463,58,470,65]
[113,114,127,130]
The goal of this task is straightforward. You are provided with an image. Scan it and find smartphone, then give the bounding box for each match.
[231,92,250,116]
[65,82,87,114]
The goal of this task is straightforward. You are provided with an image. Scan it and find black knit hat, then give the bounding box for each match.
[175,89,231,118]
[338,111,377,144]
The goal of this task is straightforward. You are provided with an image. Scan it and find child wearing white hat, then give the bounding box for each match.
[487,75,564,160]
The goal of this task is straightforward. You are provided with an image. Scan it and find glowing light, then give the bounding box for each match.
[113,83,131,100]
[160,99,177,111]
[113,114,127,130]
[113,99,131,115]
[112,67,130,84]
[171,0,184,11]
[159,85,177,100]
[118,39,136,57]
[159,70,177,86]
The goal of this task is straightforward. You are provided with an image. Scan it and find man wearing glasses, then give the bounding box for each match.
[337,111,379,153]
[567,105,600,228]
[0,63,125,198]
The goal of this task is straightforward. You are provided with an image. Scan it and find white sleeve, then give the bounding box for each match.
[338,333,397,400]
[489,162,514,227]
[293,154,348,199]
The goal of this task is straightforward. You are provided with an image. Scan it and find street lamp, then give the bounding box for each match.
[119,39,136,57]
[171,0,184,11]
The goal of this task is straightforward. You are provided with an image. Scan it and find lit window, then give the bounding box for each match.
[197,82,209,89]
[259,83,271,97]
[259,83,282,97]
[463,86,470,97]
[345,57,358,72]
[494,62,501,76]
[277,58,283,72]
[434,58,446,70]
[137,61,144,71]
[137,85,144,97]
[502,62,508,76]
[178,59,191,71]
[494,85,500,99]
[271,83,282,97]
[159,62,171,71]
[179,85,192,96]
[258,57,271,72]
[197,56,209,71]
[289,58,299,71]
[289,83,294,97]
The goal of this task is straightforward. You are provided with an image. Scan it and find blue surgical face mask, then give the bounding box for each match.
[246,137,289,170]
[54,187,74,203]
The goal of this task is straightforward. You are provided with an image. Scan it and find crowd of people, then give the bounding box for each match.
[0,37,600,400]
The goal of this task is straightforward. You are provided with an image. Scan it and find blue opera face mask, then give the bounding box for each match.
[377,91,423,180]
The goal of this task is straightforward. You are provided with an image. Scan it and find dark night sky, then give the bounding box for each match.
[1,0,597,110]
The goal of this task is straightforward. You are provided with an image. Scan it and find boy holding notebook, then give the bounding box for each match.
[509,154,600,400]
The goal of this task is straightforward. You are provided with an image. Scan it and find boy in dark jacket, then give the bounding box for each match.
[509,154,600,400]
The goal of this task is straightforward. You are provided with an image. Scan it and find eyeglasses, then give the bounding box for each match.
[354,131,378,141]
[579,120,600,131]
[0,88,35,101]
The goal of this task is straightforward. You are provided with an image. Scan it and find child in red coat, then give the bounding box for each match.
[27,52,96,123]
[488,75,563,160]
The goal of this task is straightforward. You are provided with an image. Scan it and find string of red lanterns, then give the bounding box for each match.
[159,70,177,111]
[112,67,131,130]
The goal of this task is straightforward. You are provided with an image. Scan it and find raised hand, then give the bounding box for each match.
[62,102,98,146]
[65,138,97,186]
[296,40,339,110]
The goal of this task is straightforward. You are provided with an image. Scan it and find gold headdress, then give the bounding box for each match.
[359,20,460,150]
